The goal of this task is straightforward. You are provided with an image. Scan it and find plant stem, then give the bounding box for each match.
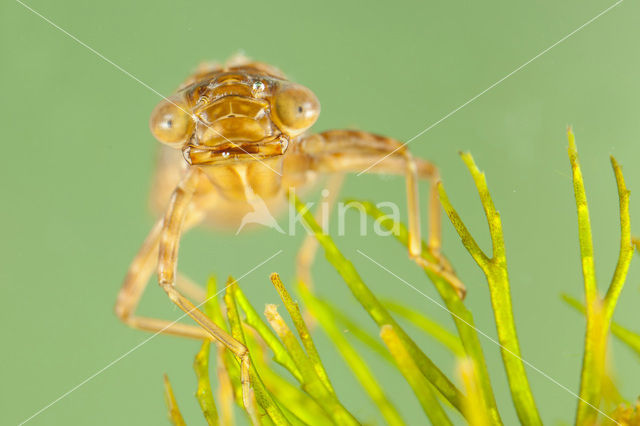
[356,200,502,425]
[291,193,466,416]
[568,129,607,425]
[264,304,359,425]
[382,299,464,356]
[194,341,219,425]
[233,285,303,382]
[318,296,395,364]
[458,358,491,426]
[380,325,452,426]
[438,152,541,425]
[568,128,634,424]
[270,273,334,393]
[562,294,640,359]
[603,156,633,321]
[225,280,290,426]
[300,283,406,426]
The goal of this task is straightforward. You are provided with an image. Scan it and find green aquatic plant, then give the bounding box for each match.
[162,130,638,425]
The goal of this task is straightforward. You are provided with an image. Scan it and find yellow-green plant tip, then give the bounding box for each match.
[263,304,310,377]
[194,341,219,426]
[460,152,505,262]
[163,374,187,426]
[299,284,406,426]
[233,284,302,382]
[269,273,335,394]
[438,182,490,267]
[567,130,597,307]
[567,126,577,161]
[603,155,633,318]
[290,192,467,414]
[264,304,359,425]
[380,325,452,426]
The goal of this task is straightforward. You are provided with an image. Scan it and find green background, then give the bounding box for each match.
[2,0,639,424]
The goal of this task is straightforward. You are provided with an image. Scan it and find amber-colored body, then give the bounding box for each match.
[114,56,462,410]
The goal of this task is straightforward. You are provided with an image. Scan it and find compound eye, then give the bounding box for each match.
[149,98,194,146]
[272,84,320,135]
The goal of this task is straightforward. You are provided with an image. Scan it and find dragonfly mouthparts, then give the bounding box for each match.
[183,134,288,166]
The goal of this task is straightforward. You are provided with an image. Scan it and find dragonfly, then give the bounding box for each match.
[114,55,463,406]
